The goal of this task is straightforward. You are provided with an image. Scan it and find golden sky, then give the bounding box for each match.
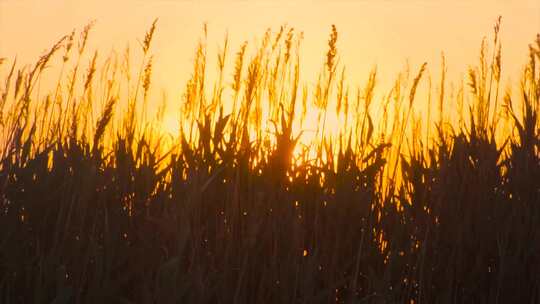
[2,0,539,79]
[1,0,539,135]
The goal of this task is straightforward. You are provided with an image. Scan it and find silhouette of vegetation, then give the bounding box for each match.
[0,17,539,303]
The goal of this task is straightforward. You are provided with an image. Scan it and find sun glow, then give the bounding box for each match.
[0,1,538,176]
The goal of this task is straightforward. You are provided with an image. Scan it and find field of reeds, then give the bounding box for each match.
[0,18,539,303]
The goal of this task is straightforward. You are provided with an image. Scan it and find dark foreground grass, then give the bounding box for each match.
[0,20,539,303]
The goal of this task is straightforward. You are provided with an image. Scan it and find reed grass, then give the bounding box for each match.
[0,18,539,303]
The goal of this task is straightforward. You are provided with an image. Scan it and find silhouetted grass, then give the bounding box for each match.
[0,18,539,303]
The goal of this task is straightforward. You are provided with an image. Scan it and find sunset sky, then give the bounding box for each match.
[1,0,539,134]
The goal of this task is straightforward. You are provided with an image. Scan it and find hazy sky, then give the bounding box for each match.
[1,0,539,125]
[2,1,539,77]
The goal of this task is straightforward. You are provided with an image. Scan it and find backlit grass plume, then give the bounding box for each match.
[0,18,538,304]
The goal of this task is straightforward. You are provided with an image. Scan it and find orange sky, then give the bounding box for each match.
[1,0,539,135]
[2,0,538,81]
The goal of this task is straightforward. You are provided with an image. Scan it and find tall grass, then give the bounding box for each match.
[0,18,539,303]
